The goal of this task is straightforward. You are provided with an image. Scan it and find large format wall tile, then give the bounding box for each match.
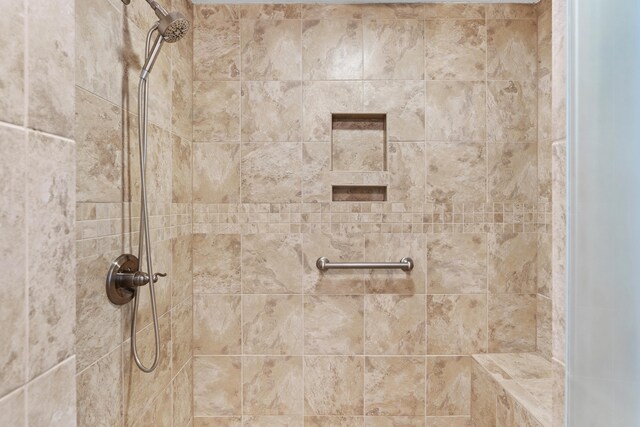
[27,357,76,427]
[424,4,485,19]
[426,142,486,204]
[426,356,471,416]
[427,234,487,294]
[388,142,426,204]
[193,234,241,293]
[302,19,363,80]
[241,81,302,142]
[363,19,424,80]
[194,356,242,417]
[305,295,364,355]
[241,19,302,80]
[365,357,425,416]
[488,294,536,352]
[304,356,364,415]
[193,294,241,355]
[487,81,537,143]
[0,1,24,125]
[241,143,302,203]
[193,81,241,142]
[488,233,538,294]
[364,234,426,294]
[0,389,25,427]
[488,143,537,203]
[243,356,303,415]
[171,297,192,374]
[194,14,239,80]
[487,19,537,81]
[173,360,193,427]
[365,295,425,355]
[243,294,303,355]
[242,234,303,293]
[172,134,192,203]
[76,347,121,427]
[426,81,485,142]
[193,143,240,203]
[427,295,487,355]
[302,81,363,142]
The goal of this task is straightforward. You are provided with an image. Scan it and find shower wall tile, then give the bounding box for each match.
[194,356,242,416]
[172,134,192,203]
[362,3,425,19]
[387,142,426,203]
[193,81,241,142]
[0,389,25,427]
[537,294,552,359]
[241,233,303,293]
[426,356,471,416]
[424,4,484,19]
[243,294,303,355]
[241,81,302,142]
[427,233,487,295]
[172,360,193,427]
[172,235,193,304]
[27,356,77,427]
[304,356,365,415]
[332,128,385,172]
[172,297,192,374]
[241,19,302,80]
[486,4,537,20]
[242,356,303,415]
[194,416,242,426]
[487,143,537,203]
[424,19,486,81]
[364,356,425,416]
[302,81,363,142]
[363,19,424,80]
[241,142,302,203]
[193,294,241,355]
[76,346,122,427]
[538,138,553,204]
[193,233,241,293]
[537,233,552,297]
[365,295,426,355]
[135,383,173,427]
[427,295,487,355]
[194,16,240,81]
[302,19,363,80]
[425,81,486,142]
[368,416,426,426]
[487,81,537,143]
[301,4,364,20]
[195,4,240,22]
[426,417,471,427]
[552,141,566,363]
[488,294,536,353]
[306,416,365,426]
[193,143,240,203]
[240,4,301,19]
[552,0,567,141]
[148,41,172,127]
[538,75,552,144]
[302,142,331,202]
[488,232,538,294]
[304,295,364,355]
[172,49,194,141]
[0,0,24,125]
[487,19,537,81]
[244,416,304,426]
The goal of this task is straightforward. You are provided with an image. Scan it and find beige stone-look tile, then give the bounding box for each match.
[364,80,424,142]
[537,5,552,77]
[194,356,242,417]
[425,20,486,81]
[241,19,302,80]
[76,253,122,372]
[242,81,302,142]
[172,234,193,304]
[28,0,74,137]
[426,234,487,295]
[306,416,364,426]
[303,81,363,142]
[172,36,193,141]
[427,356,471,416]
[425,417,470,427]
[77,347,122,427]
[305,295,364,355]
[194,17,240,80]
[552,1,566,141]
[27,357,76,427]
[365,356,425,416]
[302,142,331,202]
[367,416,426,426]
[241,142,302,203]
[193,143,240,203]
[471,361,497,427]
[244,415,304,426]
[240,4,300,19]
[487,143,537,203]
[133,383,172,427]
[486,4,536,20]
[488,294,536,353]
[304,356,364,415]
[332,128,385,172]
[75,88,122,203]
[538,139,552,205]
[243,356,303,415]
[193,233,241,294]
[303,233,365,294]
[426,81,485,142]
[194,416,242,426]
[362,3,424,19]
[537,295,552,359]
[538,75,552,146]
[426,142,486,204]
[0,1,24,125]
[195,4,239,21]
[388,142,426,204]
[173,360,193,427]
[172,134,192,204]
[242,234,303,293]
[302,19,363,80]
[552,142,566,362]
[0,126,26,397]
[487,19,537,81]
[537,233,552,297]
[0,389,25,426]
[427,295,487,355]
[126,121,172,203]
[194,294,241,355]
[488,233,537,294]
[27,133,75,379]
[193,81,241,142]
[243,295,303,355]
[363,19,424,80]
[365,295,425,355]
[172,297,192,373]
[365,234,426,294]
[146,42,172,128]
[487,81,537,143]
[301,4,363,19]
[552,360,565,427]
[424,4,485,19]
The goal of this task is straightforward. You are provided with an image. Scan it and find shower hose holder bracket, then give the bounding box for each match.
[106,254,166,305]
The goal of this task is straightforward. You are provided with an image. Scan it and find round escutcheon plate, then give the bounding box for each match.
[106,254,139,305]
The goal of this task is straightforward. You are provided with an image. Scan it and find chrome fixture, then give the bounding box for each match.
[107,0,190,374]
[316,257,414,272]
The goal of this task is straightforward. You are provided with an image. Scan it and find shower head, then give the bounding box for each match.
[146,0,190,43]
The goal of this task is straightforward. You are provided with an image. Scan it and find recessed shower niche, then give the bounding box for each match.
[331,113,387,172]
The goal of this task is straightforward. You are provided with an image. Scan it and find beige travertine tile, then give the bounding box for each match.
[388,142,426,203]
[306,416,364,426]
[332,128,385,172]
[241,81,302,142]
[302,19,363,80]
[487,143,537,203]
[486,4,536,20]
[193,81,241,142]
[488,233,537,294]
[242,234,303,293]
[424,4,485,19]
[302,142,331,202]
[240,4,301,19]
[538,7,552,80]
[172,234,193,304]
[426,81,485,142]
[27,133,75,379]
[427,295,487,355]
[77,347,122,427]
[194,16,240,80]
[426,142,486,204]
[496,385,545,427]
[0,1,24,125]
[242,416,304,426]
[0,389,25,426]
[363,80,425,142]
[426,356,471,416]
[363,19,424,80]
[146,40,172,127]
[241,142,302,203]
[195,4,239,21]
[471,360,497,427]
[243,356,303,415]
[173,360,193,427]
[243,295,303,355]
[365,234,426,294]
[193,143,240,203]
[368,416,426,426]
[193,294,241,355]
[552,142,566,363]
[172,37,193,141]
[133,383,172,427]
[304,356,364,415]
[27,357,76,427]
[75,88,122,203]
[194,356,242,416]
[127,122,172,203]
[0,126,26,397]
[172,297,192,373]
[28,0,74,137]
[538,139,552,205]
[241,19,302,80]
[193,234,241,294]
[305,295,364,355]
[425,20,486,81]
[76,253,122,372]
[301,4,363,19]
[172,134,192,204]
[552,0,566,141]
[302,81,363,142]
[362,3,425,19]
[303,233,365,294]
[488,294,536,353]
[538,76,552,147]
[365,356,425,416]
[487,20,537,81]
[487,81,537,143]
[537,295,552,358]
[365,295,425,355]
[537,233,552,297]
[194,416,242,427]
[552,360,565,427]
[425,417,471,427]
[427,234,487,294]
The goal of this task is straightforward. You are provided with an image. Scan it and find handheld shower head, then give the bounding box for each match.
[146,0,190,43]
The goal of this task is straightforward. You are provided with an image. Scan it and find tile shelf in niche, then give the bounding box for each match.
[332,185,387,202]
[331,113,387,173]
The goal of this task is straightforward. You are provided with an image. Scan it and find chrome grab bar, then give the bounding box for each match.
[316,257,414,272]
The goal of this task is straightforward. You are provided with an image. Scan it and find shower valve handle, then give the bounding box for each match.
[106,254,168,305]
